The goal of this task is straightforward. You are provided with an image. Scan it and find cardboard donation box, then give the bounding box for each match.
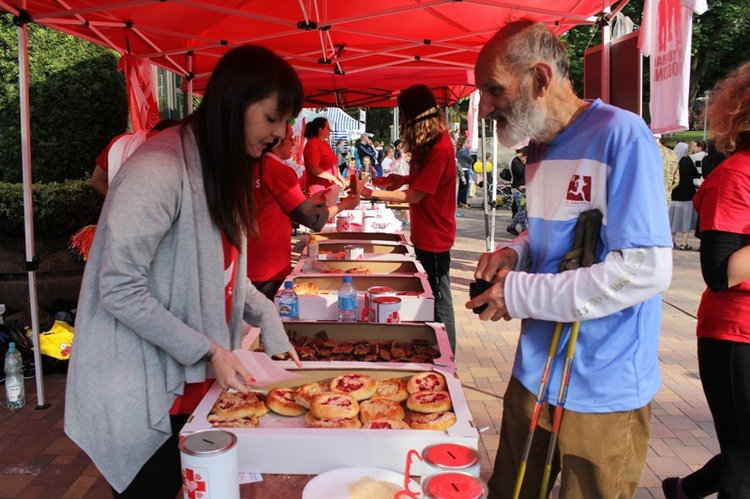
[308,231,408,245]
[292,258,425,276]
[276,275,434,321]
[180,366,479,476]
[277,321,454,369]
[304,241,415,261]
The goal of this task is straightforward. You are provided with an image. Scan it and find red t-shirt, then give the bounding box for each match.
[247,153,308,282]
[694,148,750,344]
[303,137,338,194]
[170,230,239,415]
[408,131,457,252]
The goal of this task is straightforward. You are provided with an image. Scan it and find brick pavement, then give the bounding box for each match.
[0,201,715,498]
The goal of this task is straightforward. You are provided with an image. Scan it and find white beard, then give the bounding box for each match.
[494,80,549,148]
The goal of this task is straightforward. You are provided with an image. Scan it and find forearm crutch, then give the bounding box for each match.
[510,209,602,499]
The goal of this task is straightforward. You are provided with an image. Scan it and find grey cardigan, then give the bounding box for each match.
[64,126,293,492]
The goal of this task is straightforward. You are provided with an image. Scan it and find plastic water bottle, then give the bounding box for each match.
[278,281,299,321]
[4,342,25,410]
[338,276,358,322]
[307,234,319,260]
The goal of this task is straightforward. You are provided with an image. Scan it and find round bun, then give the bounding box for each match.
[208,414,260,428]
[359,398,405,424]
[372,378,409,403]
[407,372,447,394]
[346,266,372,274]
[310,392,359,419]
[409,411,457,431]
[293,282,319,295]
[211,389,266,418]
[363,419,410,430]
[266,387,307,417]
[293,382,331,409]
[330,373,377,401]
[406,390,452,413]
[305,411,362,429]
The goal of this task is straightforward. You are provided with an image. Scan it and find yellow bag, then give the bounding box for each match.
[39,320,74,360]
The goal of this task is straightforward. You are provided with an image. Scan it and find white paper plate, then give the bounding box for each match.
[302,466,419,499]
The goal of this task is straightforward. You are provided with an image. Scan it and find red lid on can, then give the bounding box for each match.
[373,296,401,304]
[423,472,487,499]
[424,443,480,469]
[367,286,395,295]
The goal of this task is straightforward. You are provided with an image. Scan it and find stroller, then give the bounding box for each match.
[481,182,514,210]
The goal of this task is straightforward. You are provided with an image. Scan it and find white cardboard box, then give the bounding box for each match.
[308,231,408,245]
[246,321,455,370]
[180,365,479,476]
[276,274,434,322]
[291,257,425,277]
[304,241,416,261]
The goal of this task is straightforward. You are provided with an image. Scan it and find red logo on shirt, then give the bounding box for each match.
[566,175,592,206]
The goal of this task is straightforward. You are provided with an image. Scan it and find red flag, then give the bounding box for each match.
[118,54,161,132]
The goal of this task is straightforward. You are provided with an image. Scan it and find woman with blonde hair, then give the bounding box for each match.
[360,84,458,352]
[662,61,750,499]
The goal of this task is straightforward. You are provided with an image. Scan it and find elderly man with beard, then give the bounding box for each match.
[467,20,673,498]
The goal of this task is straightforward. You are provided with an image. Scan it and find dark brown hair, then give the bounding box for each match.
[397,84,446,167]
[187,45,303,247]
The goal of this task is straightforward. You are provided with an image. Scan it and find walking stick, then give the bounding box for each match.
[510,209,602,499]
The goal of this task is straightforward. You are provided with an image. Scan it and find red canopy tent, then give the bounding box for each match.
[0,0,625,407]
[1,0,622,106]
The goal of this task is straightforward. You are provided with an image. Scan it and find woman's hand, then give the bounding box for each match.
[209,343,255,394]
[287,349,302,367]
[372,177,394,190]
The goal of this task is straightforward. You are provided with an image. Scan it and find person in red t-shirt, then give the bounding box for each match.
[360,84,457,353]
[663,61,750,499]
[248,123,360,299]
[303,117,347,195]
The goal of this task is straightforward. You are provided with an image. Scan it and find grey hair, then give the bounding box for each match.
[493,19,570,80]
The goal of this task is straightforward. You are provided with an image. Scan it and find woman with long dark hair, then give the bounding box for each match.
[303,117,347,195]
[360,84,458,352]
[65,45,303,498]
[662,61,750,499]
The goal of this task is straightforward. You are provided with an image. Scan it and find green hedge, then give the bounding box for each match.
[0,15,128,183]
[0,180,103,237]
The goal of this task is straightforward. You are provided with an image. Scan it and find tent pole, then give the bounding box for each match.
[600,4,611,104]
[186,51,194,114]
[481,119,490,251]
[17,18,49,410]
[490,131,498,249]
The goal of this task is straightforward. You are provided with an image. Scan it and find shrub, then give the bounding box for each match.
[0,180,103,237]
[0,15,128,183]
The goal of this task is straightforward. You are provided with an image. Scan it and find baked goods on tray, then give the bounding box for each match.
[406,390,452,413]
[292,282,319,295]
[362,418,410,430]
[359,398,405,424]
[310,392,359,419]
[409,411,457,431]
[372,378,409,403]
[330,373,377,401]
[266,387,306,417]
[211,389,267,418]
[293,381,331,409]
[407,371,447,394]
[305,412,362,429]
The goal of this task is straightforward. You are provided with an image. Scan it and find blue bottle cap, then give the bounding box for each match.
[343,276,352,283]
[284,281,293,288]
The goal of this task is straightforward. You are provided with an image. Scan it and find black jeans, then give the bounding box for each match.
[414,248,456,354]
[111,414,188,498]
[694,337,750,498]
[458,169,470,204]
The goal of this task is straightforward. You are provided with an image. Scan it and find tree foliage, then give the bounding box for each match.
[0,15,128,183]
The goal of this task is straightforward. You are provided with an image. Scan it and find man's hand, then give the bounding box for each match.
[309,191,327,205]
[466,248,519,321]
[475,247,519,282]
[465,269,512,321]
[338,194,360,211]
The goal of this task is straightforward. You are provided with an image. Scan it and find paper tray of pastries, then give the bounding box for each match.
[181,365,479,475]
[275,274,434,322]
[246,322,454,370]
[291,257,425,277]
[304,241,416,261]
[308,231,408,245]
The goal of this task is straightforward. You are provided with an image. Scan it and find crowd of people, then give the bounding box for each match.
[65,16,750,499]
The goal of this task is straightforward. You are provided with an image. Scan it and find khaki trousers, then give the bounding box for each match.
[487,377,651,499]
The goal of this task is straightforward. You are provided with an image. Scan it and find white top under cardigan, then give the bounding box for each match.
[64,125,294,492]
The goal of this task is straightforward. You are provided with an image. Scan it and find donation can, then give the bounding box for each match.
[344,245,364,260]
[336,213,350,232]
[179,430,240,499]
[421,443,481,478]
[421,471,488,499]
[364,286,396,322]
[373,295,401,324]
[362,214,377,233]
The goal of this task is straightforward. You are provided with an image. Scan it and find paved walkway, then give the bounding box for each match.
[0,199,714,498]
